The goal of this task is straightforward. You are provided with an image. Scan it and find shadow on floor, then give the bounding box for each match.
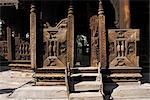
[0,88,16,94]
[0,58,10,72]
[103,80,118,100]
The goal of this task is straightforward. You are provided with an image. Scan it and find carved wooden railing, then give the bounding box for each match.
[108,29,139,67]
[15,38,30,60]
[108,29,142,82]
[8,37,31,70]
[0,41,8,60]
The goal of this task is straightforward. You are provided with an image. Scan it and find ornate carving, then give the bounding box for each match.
[108,29,139,67]
[15,38,30,60]
[43,18,68,68]
[98,0,107,68]
[43,56,56,67]
[67,5,74,67]
[90,15,99,67]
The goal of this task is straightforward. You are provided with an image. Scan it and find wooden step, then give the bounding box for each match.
[34,67,66,86]
[9,63,31,67]
[70,73,99,82]
[74,81,101,91]
[35,81,66,86]
[9,63,32,71]
[71,67,98,73]
[69,92,103,100]
[71,73,99,77]
[33,73,65,78]
[35,67,65,73]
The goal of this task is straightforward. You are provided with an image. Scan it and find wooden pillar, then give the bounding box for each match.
[119,0,130,28]
[67,4,74,67]
[6,27,12,61]
[30,4,37,69]
[98,0,107,68]
[90,15,98,67]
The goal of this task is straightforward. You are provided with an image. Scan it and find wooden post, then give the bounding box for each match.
[90,15,98,67]
[30,4,37,69]
[67,4,74,67]
[6,27,12,61]
[119,0,130,28]
[98,0,107,68]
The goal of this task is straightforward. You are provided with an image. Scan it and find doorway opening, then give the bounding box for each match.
[74,1,98,67]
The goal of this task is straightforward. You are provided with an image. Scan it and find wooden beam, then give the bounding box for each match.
[119,0,130,28]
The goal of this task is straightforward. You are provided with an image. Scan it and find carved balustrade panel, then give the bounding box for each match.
[108,29,139,67]
[15,38,30,60]
[43,18,67,67]
[0,41,8,60]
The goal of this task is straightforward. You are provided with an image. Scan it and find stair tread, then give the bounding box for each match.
[35,81,65,86]
[71,67,98,70]
[109,73,142,77]
[75,81,100,86]
[71,73,99,77]
[69,92,102,97]
[37,67,65,70]
[9,64,31,66]
[33,73,65,78]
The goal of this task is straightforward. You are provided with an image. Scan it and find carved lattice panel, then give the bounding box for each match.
[43,18,67,67]
[15,38,30,60]
[108,29,139,67]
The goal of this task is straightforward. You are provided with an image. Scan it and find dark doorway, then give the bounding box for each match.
[74,1,98,67]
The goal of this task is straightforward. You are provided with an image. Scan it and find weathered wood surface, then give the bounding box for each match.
[108,29,140,67]
[67,5,74,68]
[30,4,36,69]
[90,15,98,67]
[110,0,130,28]
[43,18,67,68]
[98,1,107,68]
[7,27,12,61]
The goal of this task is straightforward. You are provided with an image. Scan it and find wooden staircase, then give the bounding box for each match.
[69,67,104,100]
[8,60,31,71]
[33,67,66,86]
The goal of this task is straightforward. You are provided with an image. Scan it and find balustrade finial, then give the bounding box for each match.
[30,4,36,13]
[98,0,104,15]
[68,5,73,15]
